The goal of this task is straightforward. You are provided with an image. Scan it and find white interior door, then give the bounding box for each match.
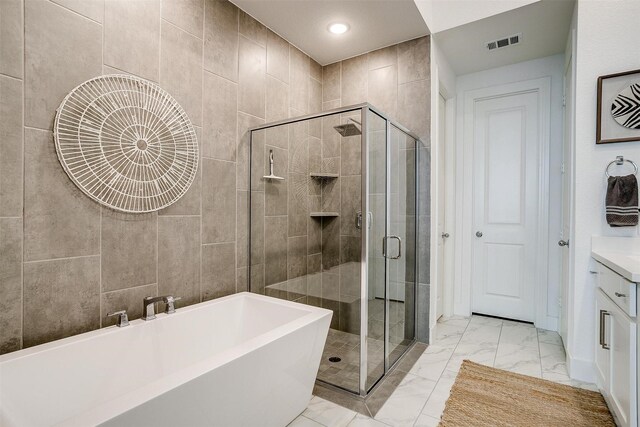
[471,90,540,322]
[436,94,447,319]
[559,55,573,343]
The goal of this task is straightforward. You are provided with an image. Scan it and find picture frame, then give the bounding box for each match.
[596,68,640,144]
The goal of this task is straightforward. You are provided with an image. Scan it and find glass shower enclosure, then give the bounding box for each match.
[248,104,421,396]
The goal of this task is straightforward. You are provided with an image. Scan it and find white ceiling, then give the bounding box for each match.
[230,0,430,66]
[414,0,539,34]
[434,0,575,75]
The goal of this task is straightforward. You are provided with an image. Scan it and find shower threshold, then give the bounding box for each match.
[313,341,426,418]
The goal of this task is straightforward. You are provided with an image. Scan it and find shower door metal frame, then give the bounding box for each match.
[359,108,370,395]
[247,103,423,397]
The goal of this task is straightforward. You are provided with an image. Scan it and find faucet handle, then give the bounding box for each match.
[164,296,182,314]
[107,310,129,327]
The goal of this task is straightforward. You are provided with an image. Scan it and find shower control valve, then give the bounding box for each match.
[355,211,373,230]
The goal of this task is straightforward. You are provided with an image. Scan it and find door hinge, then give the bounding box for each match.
[562,94,566,107]
[561,162,565,174]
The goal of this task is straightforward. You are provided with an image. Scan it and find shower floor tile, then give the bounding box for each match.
[317,298,411,393]
[317,331,410,392]
[318,329,376,392]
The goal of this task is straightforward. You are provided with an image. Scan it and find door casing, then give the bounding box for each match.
[559,49,573,344]
[436,93,447,320]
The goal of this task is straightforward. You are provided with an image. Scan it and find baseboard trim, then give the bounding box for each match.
[544,316,558,332]
[566,347,596,383]
[429,322,437,344]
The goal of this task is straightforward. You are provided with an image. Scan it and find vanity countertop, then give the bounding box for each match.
[591,236,640,283]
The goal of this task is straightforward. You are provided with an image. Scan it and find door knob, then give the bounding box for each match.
[475,231,483,238]
[558,239,569,247]
[441,232,450,238]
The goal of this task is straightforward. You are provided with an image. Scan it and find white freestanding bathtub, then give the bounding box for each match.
[0,292,331,427]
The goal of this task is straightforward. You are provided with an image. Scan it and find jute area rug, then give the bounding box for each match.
[440,360,615,427]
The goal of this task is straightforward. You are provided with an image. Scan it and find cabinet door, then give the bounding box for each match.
[595,290,611,394]
[609,298,637,427]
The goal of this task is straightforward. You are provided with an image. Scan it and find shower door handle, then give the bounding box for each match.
[382,235,402,259]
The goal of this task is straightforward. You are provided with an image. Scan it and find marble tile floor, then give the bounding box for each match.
[290,314,597,427]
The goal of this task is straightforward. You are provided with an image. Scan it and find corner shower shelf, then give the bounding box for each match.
[309,173,338,179]
[310,212,339,218]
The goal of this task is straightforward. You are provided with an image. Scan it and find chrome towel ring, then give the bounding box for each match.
[605,156,638,177]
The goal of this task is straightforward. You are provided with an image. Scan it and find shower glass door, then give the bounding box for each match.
[248,104,419,397]
[365,110,387,392]
[363,110,417,393]
[387,124,417,367]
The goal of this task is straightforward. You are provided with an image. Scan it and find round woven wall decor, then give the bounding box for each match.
[54,74,199,213]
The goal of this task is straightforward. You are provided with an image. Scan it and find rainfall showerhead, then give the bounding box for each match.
[333,118,362,137]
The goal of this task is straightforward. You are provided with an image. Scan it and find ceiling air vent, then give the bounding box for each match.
[486,33,522,51]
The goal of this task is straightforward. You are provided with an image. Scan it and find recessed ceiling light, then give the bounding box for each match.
[328,23,349,34]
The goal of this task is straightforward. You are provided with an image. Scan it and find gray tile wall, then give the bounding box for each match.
[253,37,431,341]
[254,109,363,333]
[322,36,430,146]
[0,0,323,354]
[321,36,431,342]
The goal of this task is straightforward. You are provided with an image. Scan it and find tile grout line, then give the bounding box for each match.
[256,10,269,296]
[0,72,22,81]
[235,6,242,295]
[98,0,105,329]
[492,321,503,368]
[236,7,240,295]
[23,253,101,264]
[200,0,204,303]
[161,16,202,41]
[102,281,158,296]
[20,0,25,350]
[413,317,470,422]
[45,0,101,25]
[156,0,162,301]
[537,328,546,378]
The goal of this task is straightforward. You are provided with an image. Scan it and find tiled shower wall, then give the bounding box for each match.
[0,0,324,354]
[321,37,432,341]
[250,110,365,333]
[251,37,432,341]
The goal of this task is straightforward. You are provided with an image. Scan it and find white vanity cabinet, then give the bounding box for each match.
[594,262,638,427]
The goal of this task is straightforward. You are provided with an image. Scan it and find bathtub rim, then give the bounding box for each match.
[0,292,332,427]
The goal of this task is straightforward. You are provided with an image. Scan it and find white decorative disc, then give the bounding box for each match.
[54,74,199,213]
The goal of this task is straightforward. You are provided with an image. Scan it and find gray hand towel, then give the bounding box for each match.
[606,174,639,227]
